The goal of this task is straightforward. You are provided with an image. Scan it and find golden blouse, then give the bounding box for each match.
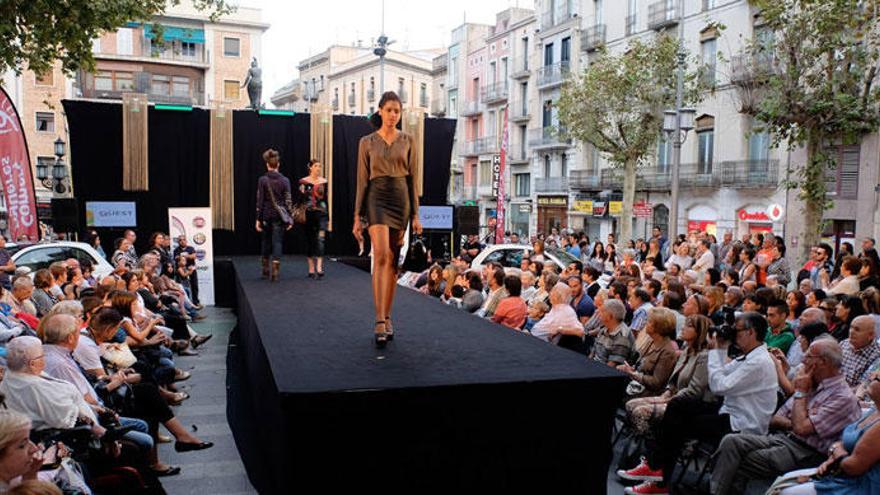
[354,131,420,218]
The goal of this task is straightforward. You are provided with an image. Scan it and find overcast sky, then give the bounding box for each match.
[242,0,533,101]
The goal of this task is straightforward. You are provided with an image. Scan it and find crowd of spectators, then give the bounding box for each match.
[408,227,880,494]
[0,229,213,494]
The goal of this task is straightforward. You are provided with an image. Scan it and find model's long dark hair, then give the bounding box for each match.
[370,91,402,129]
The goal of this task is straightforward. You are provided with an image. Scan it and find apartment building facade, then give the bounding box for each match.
[436,0,879,254]
[271,46,441,116]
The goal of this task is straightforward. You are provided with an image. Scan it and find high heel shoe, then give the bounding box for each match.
[317,271,325,279]
[374,321,388,349]
[385,317,394,341]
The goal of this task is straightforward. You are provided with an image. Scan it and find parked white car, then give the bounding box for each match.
[11,241,115,280]
[470,243,581,274]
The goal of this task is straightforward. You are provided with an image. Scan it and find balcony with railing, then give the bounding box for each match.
[648,1,680,30]
[570,170,600,190]
[481,82,509,104]
[140,43,209,67]
[430,98,446,116]
[528,126,572,150]
[541,10,577,30]
[461,99,482,117]
[535,177,570,193]
[511,57,530,79]
[77,71,205,105]
[596,163,723,191]
[476,135,499,155]
[581,25,607,52]
[420,94,428,107]
[331,97,339,111]
[367,88,376,102]
[347,93,356,108]
[537,61,570,89]
[721,160,779,188]
[730,53,778,85]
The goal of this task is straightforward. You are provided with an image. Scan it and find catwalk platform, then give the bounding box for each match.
[225,256,627,493]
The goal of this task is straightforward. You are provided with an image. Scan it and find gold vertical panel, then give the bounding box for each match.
[210,104,235,230]
[402,107,425,197]
[310,105,333,231]
[122,93,149,191]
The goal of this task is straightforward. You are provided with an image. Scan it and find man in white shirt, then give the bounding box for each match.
[617,312,778,494]
[708,312,779,435]
[531,283,582,344]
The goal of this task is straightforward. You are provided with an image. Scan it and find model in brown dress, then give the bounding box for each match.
[353,91,423,348]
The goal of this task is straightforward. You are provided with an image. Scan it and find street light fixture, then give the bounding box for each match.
[38,137,69,194]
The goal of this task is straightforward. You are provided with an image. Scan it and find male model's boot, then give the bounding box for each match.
[261,257,270,279]
[270,259,281,282]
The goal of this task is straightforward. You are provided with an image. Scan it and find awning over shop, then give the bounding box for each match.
[127,22,206,44]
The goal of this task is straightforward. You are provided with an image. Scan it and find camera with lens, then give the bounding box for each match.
[709,306,737,342]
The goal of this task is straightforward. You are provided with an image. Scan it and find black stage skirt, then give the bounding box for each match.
[366,176,410,231]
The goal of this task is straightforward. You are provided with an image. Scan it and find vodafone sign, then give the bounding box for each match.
[738,209,771,222]
[738,204,784,223]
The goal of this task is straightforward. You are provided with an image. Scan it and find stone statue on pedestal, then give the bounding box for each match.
[242,58,263,110]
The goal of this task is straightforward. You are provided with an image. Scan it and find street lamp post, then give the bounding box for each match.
[36,137,69,195]
[666,0,692,241]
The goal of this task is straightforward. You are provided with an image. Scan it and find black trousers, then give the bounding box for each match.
[189,268,199,305]
[647,397,727,485]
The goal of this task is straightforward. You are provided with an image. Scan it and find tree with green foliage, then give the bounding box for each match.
[557,35,705,243]
[0,0,234,78]
[734,0,880,260]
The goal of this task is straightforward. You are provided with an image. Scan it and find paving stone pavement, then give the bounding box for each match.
[156,307,257,495]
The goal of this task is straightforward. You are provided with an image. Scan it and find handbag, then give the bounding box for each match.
[101,343,137,369]
[402,235,429,272]
[265,182,296,225]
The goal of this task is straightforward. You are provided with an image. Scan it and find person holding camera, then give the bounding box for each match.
[711,338,861,495]
[617,313,777,494]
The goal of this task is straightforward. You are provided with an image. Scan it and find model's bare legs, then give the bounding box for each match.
[384,228,404,330]
[368,224,392,334]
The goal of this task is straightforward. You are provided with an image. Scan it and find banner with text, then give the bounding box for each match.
[0,87,39,241]
[168,207,215,306]
[494,106,510,244]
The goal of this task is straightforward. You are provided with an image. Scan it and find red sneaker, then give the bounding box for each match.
[624,481,670,495]
[616,457,664,482]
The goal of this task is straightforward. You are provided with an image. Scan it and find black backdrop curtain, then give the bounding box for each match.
[62,100,455,257]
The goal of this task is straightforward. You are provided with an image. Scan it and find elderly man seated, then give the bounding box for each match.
[589,298,635,367]
[711,338,861,494]
[0,336,103,436]
[840,315,880,388]
[530,283,582,344]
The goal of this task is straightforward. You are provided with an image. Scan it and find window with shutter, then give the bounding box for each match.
[824,144,860,199]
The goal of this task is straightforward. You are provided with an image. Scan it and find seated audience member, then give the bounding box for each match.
[0,336,101,434]
[530,271,558,307]
[523,300,549,332]
[618,313,777,494]
[711,338,861,495]
[478,269,507,319]
[519,270,537,302]
[460,271,485,313]
[492,275,528,330]
[589,299,634,367]
[766,298,796,354]
[0,409,45,490]
[773,375,880,494]
[419,265,444,298]
[582,266,602,299]
[584,289,608,337]
[568,275,595,324]
[841,315,880,388]
[827,256,862,296]
[772,322,834,397]
[29,270,59,318]
[620,315,713,437]
[629,289,654,337]
[833,294,866,342]
[617,307,678,397]
[787,307,828,369]
[8,277,36,316]
[530,283,581,344]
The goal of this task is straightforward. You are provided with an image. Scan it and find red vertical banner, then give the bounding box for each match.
[0,87,39,242]
[494,105,509,245]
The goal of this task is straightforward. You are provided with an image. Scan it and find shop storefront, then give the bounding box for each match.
[537,196,568,234]
[736,206,776,238]
[687,205,719,237]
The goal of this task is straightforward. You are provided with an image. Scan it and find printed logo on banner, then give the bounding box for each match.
[169,208,215,306]
[0,87,39,242]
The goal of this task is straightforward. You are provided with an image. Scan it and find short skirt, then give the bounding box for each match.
[366,176,410,231]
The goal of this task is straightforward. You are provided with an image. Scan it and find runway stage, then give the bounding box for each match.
[226,256,626,493]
